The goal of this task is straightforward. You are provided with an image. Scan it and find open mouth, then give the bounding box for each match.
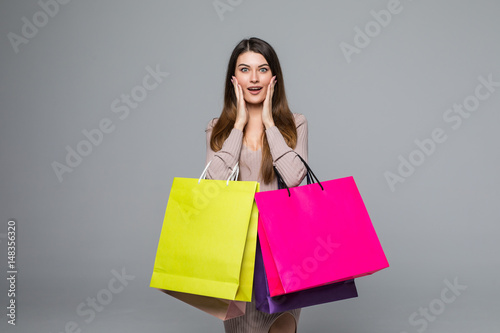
[248,87,263,94]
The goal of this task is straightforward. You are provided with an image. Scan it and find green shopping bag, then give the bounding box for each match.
[150,163,259,319]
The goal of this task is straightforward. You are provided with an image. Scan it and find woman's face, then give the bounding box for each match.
[234,51,273,105]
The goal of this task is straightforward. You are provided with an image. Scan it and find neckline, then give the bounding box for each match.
[242,144,261,152]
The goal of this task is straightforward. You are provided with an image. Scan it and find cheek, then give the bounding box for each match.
[261,73,273,85]
[234,73,246,84]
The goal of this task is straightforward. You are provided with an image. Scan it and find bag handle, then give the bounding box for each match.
[199,161,239,186]
[274,153,323,196]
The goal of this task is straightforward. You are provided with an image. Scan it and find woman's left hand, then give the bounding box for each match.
[262,76,277,129]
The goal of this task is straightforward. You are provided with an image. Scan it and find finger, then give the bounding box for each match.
[270,76,276,95]
[231,77,245,113]
[231,75,238,86]
[265,78,274,102]
[238,84,245,106]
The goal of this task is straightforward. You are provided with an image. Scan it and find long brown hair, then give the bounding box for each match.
[210,37,297,184]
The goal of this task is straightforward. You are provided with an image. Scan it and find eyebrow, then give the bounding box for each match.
[237,63,269,68]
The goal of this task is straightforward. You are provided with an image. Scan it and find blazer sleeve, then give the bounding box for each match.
[265,113,308,187]
[204,118,243,180]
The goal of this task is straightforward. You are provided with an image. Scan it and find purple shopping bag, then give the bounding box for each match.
[254,239,358,314]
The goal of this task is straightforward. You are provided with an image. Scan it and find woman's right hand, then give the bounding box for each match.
[231,76,247,131]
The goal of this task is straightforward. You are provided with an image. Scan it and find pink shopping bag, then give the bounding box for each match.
[254,154,389,296]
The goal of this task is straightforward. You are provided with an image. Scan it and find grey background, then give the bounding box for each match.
[1,0,499,332]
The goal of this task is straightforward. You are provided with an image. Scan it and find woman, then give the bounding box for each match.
[205,37,308,333]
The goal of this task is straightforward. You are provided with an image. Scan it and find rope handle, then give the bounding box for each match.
[274,153,324,196]
[199,161,239,186]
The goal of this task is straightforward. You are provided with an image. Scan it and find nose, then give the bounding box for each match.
[250,70,259,83]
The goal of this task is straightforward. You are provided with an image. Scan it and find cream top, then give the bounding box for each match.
[205,113,308,192]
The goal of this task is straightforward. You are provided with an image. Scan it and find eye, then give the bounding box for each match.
[240,67,249,72]
[260,68,268,73]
